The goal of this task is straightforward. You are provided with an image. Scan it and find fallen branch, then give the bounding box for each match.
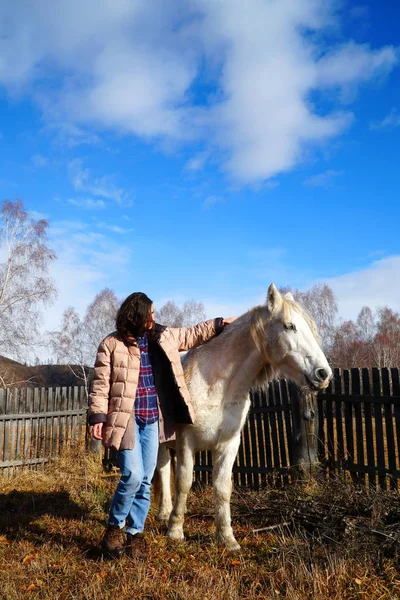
[253,522,291,534]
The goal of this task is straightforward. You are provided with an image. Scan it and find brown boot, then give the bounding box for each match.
[101,525,125,557]
[126,532,148,560]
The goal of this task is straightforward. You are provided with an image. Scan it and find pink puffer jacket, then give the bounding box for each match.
[87,319,223,450]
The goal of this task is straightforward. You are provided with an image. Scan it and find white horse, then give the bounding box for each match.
[156,284,332,551]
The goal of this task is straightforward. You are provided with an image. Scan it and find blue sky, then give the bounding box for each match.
[0,0,399,337]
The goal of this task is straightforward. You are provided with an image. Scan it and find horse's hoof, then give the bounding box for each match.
[167,528,185,542]
[226,541,241,552]
[217,535,241,552]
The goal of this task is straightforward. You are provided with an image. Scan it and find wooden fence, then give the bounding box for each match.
[192,379,294,489]
[2,367,400,489]
[190,367,400,490]
[0,386,87,476]
[317,367,400,490]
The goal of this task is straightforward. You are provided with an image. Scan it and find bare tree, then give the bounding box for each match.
[50,307,91,393]
[0,199,56,367]
[155,299,206,327]
[329,304,400,369]
[329,319,371,368]
[155,301,182,327]
[356,306,376,343]
[372,307,400,368]
[50,288,120,396]
[84,288,120,362]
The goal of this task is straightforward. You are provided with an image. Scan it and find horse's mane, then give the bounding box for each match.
[250,297,318,390]
[183,297,318,391]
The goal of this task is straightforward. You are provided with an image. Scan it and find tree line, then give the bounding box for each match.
[0,199,399,388]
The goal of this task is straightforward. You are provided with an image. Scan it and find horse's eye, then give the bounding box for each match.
[284,323,297,332]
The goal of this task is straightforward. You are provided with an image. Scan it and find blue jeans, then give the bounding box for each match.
[108,419,159,536]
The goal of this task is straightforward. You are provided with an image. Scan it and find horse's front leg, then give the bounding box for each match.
[167,439,194,541]
[156,444,173,522]
[213,435,242,551]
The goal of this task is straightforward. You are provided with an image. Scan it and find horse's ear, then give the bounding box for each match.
[267,283,283,314]
[284,291,294,302]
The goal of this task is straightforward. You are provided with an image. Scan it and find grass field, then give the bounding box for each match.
[0,447,400,600]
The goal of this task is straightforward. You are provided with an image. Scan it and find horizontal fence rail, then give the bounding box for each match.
[103,379,298,488]
[1,368,400,489]
[0,386,87,476]
[103,368,400,490]
[192,379,298,489]
[317,367,400,490]
[192,367,400,490]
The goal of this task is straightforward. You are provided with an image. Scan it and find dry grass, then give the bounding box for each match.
[1,448,400,600]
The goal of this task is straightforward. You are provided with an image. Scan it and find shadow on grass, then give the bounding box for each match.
[0,490,94,548]
[0,489,154,562]
[0,489,86,524]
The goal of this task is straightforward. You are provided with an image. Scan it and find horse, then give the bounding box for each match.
[156,283,332,551]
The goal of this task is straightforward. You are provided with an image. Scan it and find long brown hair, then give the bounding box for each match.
[116,292,153,339]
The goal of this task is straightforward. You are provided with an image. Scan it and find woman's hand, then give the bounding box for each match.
[223,316,238,326]
[92,422,104,440]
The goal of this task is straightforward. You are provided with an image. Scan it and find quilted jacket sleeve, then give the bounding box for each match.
[87,339,112,425]
[170,318,225,352]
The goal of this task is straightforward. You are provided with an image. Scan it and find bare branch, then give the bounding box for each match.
[49,288,120,395]
[155,299,206,328]
[0,199,56,364]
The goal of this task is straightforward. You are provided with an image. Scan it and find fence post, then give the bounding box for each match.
[290,384,319,476]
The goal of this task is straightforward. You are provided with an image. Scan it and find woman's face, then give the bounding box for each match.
[144,304,155,331]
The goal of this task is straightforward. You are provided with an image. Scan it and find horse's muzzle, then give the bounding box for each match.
[305,369,331,391]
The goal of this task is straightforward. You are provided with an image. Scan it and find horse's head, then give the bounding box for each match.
[252,283,332,391]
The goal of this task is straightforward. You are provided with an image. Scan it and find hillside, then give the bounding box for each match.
[0,355,92,388]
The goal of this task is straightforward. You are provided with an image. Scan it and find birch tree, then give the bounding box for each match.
[50,288,120,396]
[155,299,206,327]
[329,306,400,368]
[294,284,338,351]
[373,307,400,368]
[0,199,56,365]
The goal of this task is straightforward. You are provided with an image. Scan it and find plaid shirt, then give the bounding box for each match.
[134,333,159,424]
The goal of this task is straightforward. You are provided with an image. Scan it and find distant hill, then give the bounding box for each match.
[0,355,92,388]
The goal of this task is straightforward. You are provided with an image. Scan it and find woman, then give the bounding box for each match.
[87,292,235,557]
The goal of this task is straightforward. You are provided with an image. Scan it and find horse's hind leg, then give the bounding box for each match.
[167,439,194,541]
[212,435,242,551]
[155,444,173,522]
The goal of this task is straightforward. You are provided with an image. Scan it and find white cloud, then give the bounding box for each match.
[44,220,131,334]
[324,256,400,320]
[29,210,49,221]
[185,152,209,172]
[370,109,400,130]
[202,195,224,210]
[316,43,396,93]
[96,222,134,234]
[202,298,261,321]
[45,122,103,148]
[303,169,342,187]
[68,158,131,205]
[31,154,48,168]
[67,197,107,209]
[200,254,400,326]
[0,1,397,182]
